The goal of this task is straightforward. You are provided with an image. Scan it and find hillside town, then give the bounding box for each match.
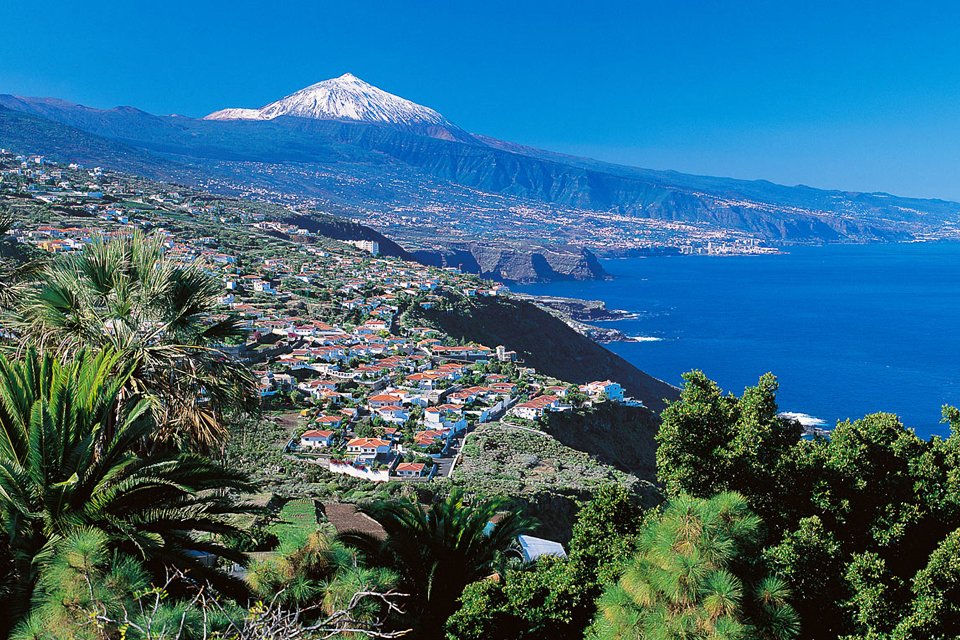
[0,149,640,483]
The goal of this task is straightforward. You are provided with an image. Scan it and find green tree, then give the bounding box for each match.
[588,492,799,640]
[446,484,644,640]
[842,551,907,638]
[767,409,960,638]
[656,371,801,527]
[341,489,530,639]
[445,578,509,640]
[0,348,255,633]
[246,530,398,629]
[11,231,257,452]
[566,384,590,408]
[891,527,960,638]
[656,370,960,638]
[763,516,846,635]
[569,483,646,586]
[354,421,376,438]
[446,555,588,640]
[806,412,958,590]
[727,373,803,524]
[656,371,740,498]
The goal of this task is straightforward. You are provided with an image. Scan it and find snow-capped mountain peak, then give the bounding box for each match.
[203,107,261,120]
[203,73,453,129]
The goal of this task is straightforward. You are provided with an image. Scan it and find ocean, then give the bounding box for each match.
[515,242,960,440]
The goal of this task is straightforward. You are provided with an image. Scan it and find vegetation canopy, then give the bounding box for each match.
[9,231,258,452]
[0,347,256,636]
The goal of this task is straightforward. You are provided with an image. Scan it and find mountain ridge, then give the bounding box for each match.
[1,76,958,259]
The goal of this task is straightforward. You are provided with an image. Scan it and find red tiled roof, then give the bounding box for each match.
[302,429,334,438]
[347,438,390,448]
[368,394,402,403]
[518,395,559,409]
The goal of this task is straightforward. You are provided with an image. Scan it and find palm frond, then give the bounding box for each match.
[9,231,259,453]
[0,348,257,630]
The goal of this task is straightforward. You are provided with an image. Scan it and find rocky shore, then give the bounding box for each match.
[515,294,640,343]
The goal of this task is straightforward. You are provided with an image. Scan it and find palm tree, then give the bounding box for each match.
[9,231,257,452]
[0,213,41,311]
[340,489,531,639]
[0,348,256,634]
[589,492,800,640]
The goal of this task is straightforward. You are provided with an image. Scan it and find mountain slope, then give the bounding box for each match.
[1,77,958,254]
[0,105,604,282]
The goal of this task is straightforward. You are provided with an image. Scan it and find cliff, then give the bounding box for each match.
[410,242,609,283]
[402,293,679,412]
[542,402,659,478]
[281,212,413,260]
[284,214,607,283]
[454,421,659,542]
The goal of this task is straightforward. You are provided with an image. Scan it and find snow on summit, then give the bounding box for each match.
[204,73,453,127]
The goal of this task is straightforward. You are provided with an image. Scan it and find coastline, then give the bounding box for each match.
[512,293,644,344]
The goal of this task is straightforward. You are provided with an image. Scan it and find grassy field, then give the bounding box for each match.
[270,498,319,552]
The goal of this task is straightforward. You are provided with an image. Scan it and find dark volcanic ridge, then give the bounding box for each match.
[410,243,608,283]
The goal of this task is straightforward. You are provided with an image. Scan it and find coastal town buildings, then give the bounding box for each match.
[0,149,638,483]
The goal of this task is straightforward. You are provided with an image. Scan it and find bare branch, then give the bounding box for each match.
[85,566,410,639]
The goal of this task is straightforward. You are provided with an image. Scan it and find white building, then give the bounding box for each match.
[345,240,380,256]
[517,535,567,563]
[300,429,336,448]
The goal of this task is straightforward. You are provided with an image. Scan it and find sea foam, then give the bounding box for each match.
[778,411,828,427]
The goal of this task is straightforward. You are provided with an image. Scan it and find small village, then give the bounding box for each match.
[0,149,639,484]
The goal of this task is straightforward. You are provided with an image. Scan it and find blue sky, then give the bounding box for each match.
[2,0,960,199]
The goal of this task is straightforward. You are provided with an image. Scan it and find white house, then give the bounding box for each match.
[376,405,410,424]
[314,415,344,429]
[300,429,336,448]
[368,394,403,410]
[346,438,392,457]
[394,462,429,478]
[425,405,463,426]
[511,395,561,420]
[252,279,277,295]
